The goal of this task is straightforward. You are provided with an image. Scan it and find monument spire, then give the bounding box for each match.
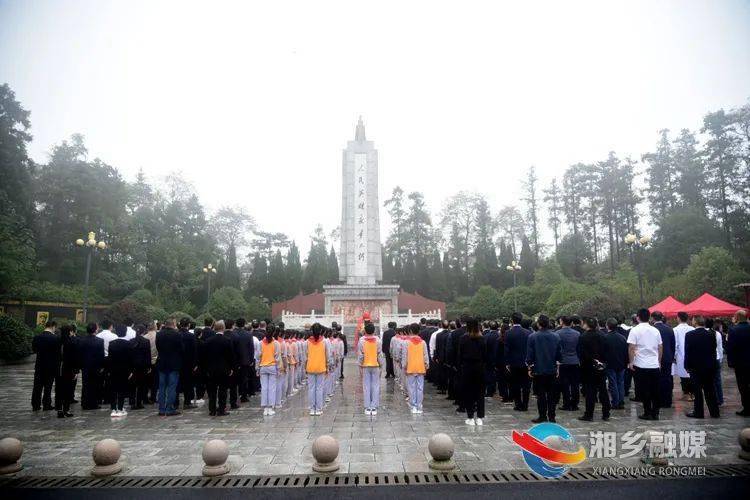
[355,116,366,141]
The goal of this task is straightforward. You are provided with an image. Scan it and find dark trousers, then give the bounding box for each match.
[55,371,74,413]
[149,366,159,403]
[69,375,77,403]
[691,369,720,418]
[340,358,345,378]
[533,374,558,420]
[497,367,510,400]
[582,371,611,418]
[247,365,257,396]
[463,367,486,419]
[110,373,129,411]
[634,367,660,418]
[736,366,750,413]
[680,377,693,395]
[238,365,251,399]
[206,373,229,414]
[624,368,633,395]
[485,366,497,397]
[438,363,449,392]
[558,364,580,409]
[180,369,195,406]
[132,368,150,407]
[658,365,673,408]
[228,372,238,407]
[81,368,99,409]
[32,370,55,410]
[385,354,395,378]
[509,366,530,410]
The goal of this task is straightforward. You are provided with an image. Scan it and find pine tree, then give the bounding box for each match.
[284,242,303,297]
[543,178,562,255]
[327,246,339,283]
[522,166,541,262]
[225,243,241,288]
[642,129,677,220]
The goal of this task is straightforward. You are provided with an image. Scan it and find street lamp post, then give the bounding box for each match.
[505,260,522,312]
[625,232,651,307]
[203,263,217,311]
[75,232,106,323]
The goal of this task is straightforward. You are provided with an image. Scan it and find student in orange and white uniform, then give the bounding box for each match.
[358,322,385,415]
[255,325,282,416]
[404,323,430,414]
[306,323,332,415]
[286,333,298,397]
[325,330,337,401]
[274,329,287,409]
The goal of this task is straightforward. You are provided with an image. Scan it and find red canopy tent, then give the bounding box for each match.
[682,293,744,317]
[648,296,687,318]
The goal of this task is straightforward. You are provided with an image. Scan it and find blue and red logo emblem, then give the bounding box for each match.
[512,423,586,478]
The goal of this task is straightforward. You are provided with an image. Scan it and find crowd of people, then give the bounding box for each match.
[30,317,348,418]
[29,308,750,424]
[379,308,750,425]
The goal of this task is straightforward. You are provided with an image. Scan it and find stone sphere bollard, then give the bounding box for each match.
[738,428,750,461]
[202,439,230,476]
[640,430,668,466]
[311,435,340,472]
[428,433,456,470]
[91,439,123,476]
[0,437,23,475]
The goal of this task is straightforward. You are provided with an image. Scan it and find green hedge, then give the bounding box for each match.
[0,314,34,361]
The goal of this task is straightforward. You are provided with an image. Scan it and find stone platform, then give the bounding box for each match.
[0,360,747,477]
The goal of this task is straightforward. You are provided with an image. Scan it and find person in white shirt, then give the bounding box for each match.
[96,319,118,357]
[672,311,694,400]
[123,317,136,341]
[706,318,725,406]
[627,308,663,420]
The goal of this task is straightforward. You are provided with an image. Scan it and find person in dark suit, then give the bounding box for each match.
[54,324,78,418]
[603,318,629,409]
[505,312,531,411]
[459,317,487,424]
[200,320,236,416]
[578,318,610,421]
[108,325,133,416]
[177,317,197,409]
[336,323,347,380]
[78,323,104,410]
[31,321,62,411]
[496,322,510,402]
[433,320,451,393]
[684,316,720,418]
[382,322,396,378]
[130,324,152,409]
[526,315,562,423]
[155,318,183,416]
[728,309,750,416]
[484,322,500,397]
[233,318,255,402]
[651,311,676,408]
[445,318,467,411]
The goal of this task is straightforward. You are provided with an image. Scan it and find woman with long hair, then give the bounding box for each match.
[306,323,331,415]
[459,317,487,425]
[256,324,281,416]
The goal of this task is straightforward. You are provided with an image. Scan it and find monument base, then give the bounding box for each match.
[323,284,399,332]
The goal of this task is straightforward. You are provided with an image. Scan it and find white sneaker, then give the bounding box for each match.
[120,410,128,417]
[267,409,276,416]
[315,410,323,416]
[416,409,423,414]
[465,418,476,425]
[475,418,483,426]
[263,408,269,415]
[371,409,377,416]
[325,397,331,403]
[309,409,316,416]
[365,409,372,415]
[110,410,118,417]
[411,407,417,414]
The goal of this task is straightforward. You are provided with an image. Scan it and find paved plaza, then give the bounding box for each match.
[1,359,748,477]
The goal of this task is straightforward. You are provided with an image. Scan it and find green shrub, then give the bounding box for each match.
[105,299,167,325]
[208,287,248,320]
[246,296,270,322]
[0,314,34,361]
[170,311,194,322]
[578,294,628,322]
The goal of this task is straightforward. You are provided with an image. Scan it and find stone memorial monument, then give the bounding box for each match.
[324,118,399,331]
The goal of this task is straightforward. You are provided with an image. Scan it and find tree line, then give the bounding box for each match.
[1,81,749,322]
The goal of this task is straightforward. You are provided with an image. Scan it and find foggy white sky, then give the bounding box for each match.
[2,0,749,257]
